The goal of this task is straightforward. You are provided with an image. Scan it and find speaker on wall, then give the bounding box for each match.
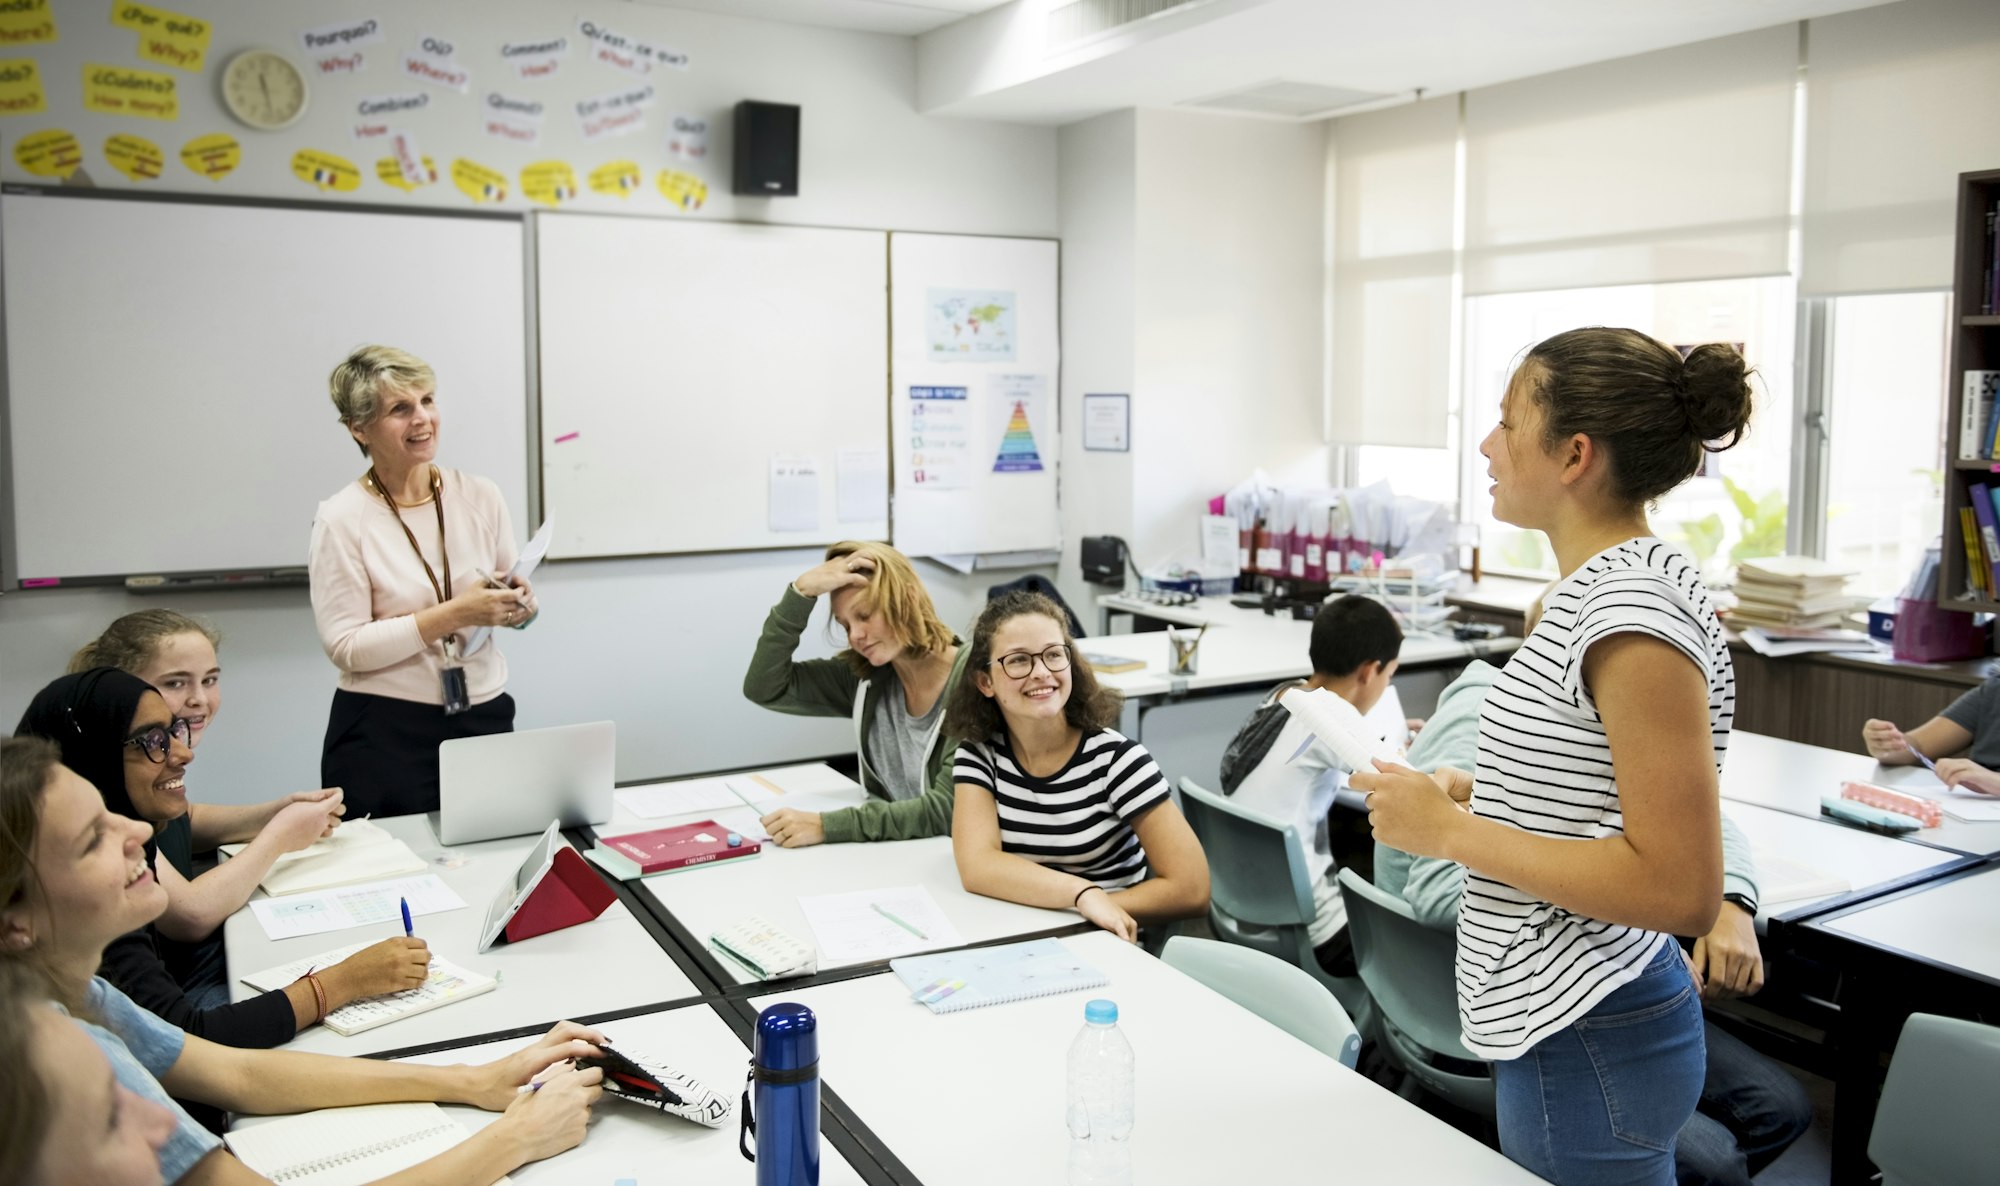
[733,100,800,197]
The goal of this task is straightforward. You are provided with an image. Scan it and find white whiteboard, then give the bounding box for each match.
[1,190,528,584]
[535,214,890,559]
[889,233,1060,559]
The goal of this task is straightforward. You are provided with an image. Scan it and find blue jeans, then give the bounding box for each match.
[1674,1022,1813,1186]
[1492,942,1707,1186]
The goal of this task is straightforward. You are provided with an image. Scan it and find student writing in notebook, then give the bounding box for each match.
[945,591,1209,941]
[0,736,606,1186]
[71,610,351,1008]
[14,671,427,1055]
[743,541,971,846]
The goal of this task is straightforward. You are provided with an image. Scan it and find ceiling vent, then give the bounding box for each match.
[1182,79,1395,120]
[1047,0,1208,49]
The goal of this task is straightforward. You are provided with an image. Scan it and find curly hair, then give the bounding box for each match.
[824,541,959,678]
[943,591,1122,743]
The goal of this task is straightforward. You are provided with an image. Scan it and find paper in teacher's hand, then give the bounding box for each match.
[1281,686,1407,773]
[461,517,553,658]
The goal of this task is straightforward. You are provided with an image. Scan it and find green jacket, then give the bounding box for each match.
[1374,660,1760,931]
[742,584,970,843]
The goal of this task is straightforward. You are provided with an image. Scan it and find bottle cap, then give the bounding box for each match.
[754,1001,819,1072]
[1084,998,1118,1025]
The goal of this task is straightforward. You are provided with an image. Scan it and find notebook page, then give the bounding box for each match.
[224,1103,490,1186]
[1280,686,1407,772]
[321,958,499,1036]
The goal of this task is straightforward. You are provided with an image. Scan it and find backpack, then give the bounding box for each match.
[1218,681,1304,795]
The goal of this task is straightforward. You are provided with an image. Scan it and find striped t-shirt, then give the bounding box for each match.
[1457,538,1732,1060]
[953,728,1170,889]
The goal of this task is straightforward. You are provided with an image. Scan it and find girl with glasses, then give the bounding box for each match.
[72,611,351,1012]
[943,591,1209,941]
[14,671,430,1067]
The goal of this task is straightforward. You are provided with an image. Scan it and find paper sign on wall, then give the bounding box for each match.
[300,16,382,74]
[657,168,706,211]
[1081,392,1129,452]
[388,130,428,187]
[0,0,57,45]
[502,36,567,80]
[402,34,468,92]
[452,157,507,204]
[353,91,426,141]
[908,386,971,490]
[521,160,578,207]
[926,288,1017,361]
[0,58,45,115]
[14,127,80,176]
[837,449,889,524]
[312,50,365,77]
[575,18,688,76]
[770,458,821,533]
[178,132,238,181]
[83,63,178,120]
[989,374,1047,474]
[588,159,640,196]
[666,114,707,162]
[375,152,437,191]
[482,91,543,145]
[291,147,360,192]
[112,3,210,72]
[575,83,652,141]
[103,133,163,182]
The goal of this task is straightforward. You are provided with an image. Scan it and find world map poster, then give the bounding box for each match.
[926,287,1018,361]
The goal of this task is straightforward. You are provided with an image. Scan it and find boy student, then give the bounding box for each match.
[1221,595,1407,973]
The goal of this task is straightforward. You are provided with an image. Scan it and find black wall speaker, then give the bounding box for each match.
[732,100,800,197]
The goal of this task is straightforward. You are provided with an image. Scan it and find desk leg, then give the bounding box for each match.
[1100,605,1112,635]
[1829,973,1900,1186]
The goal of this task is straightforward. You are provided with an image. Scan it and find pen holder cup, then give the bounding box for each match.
[1167,629,1200,676]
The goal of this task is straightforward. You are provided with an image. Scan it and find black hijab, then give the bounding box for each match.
[14,666,159,829]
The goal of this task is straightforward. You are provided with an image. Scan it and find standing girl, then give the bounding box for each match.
[1353,328,1753,1184]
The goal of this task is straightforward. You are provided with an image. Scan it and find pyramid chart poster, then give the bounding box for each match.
[989,373,1047,474]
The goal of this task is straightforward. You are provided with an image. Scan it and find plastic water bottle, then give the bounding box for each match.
[1066,998,1134,1186]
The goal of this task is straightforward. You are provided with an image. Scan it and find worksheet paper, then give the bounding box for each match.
[836,448,889,523]
[615,776,745,819]
[770,457,821,532]
[797,885,964,964]
[249,875,466,941]
[727,764,868,817]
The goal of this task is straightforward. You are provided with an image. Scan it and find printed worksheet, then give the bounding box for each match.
[249,875,466,941]
[796,885,963,964]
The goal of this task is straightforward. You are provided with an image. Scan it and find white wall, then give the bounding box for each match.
[0,0,1056,802]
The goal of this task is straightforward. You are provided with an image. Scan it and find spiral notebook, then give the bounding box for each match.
[890,938,1107,1014]
[239,942,498,1037]
[224,1102,508,1185]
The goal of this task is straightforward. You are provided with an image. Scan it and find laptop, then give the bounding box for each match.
[436,721,616,845]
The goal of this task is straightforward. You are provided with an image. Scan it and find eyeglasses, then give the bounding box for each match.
[993,644,1072,679]
[124,718,193,764]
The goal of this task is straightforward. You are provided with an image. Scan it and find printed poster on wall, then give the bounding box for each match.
[925,288,1017,361]
[988,374,1047,474]
[0,0,58,44]
[908,386,971,490]
[300,16,382,77]
[0,59,46,115]
[113,3,213,73]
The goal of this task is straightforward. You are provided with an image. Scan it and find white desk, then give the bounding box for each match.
[1816,860,2000,984]
[225,815,699,1056]
[1719,731,2000,857]
[753,932,1545,1186]
[602,771,1082,986]
[1722,801,1960,921]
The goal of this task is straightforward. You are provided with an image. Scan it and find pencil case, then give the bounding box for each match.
[1819,795,1921,835]
[1839,781,1941,828]
[578,1043,734,1128]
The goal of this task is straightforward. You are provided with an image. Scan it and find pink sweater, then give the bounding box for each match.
[308,468,518,706]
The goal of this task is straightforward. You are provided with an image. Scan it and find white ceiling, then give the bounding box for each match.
[626,0,1012,37]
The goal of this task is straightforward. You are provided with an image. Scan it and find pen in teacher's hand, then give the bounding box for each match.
[400,896,414,937]
[872,902,928,940]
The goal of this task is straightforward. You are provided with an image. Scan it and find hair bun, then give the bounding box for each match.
[1678,343,1752,449]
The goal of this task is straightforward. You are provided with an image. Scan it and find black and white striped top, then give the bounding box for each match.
[1458,538,1732,1060]
[954,728,1170,890]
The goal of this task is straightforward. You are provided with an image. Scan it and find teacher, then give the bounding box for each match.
[308,345,535,817]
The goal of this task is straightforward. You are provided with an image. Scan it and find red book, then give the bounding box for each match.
[591,819,761,877]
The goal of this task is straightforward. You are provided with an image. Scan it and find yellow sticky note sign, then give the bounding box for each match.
[179,132,238,181]
[104,132,164,182]
[291,148,360,193]
[452,157,507,204]
[0,0,57,46]
[588,160,640,198]
[375,154,438,193]
[13,127,80,177]
[657,169,707,212]
[521,161,578,208]
[83,63,178,120]
[0,57,45,115]
[111,3,209,72]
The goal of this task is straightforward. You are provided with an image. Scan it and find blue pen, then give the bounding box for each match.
[1906,740,1938,773]
[400,896,414,937]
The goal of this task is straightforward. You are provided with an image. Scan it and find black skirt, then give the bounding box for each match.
[320,688,516,817]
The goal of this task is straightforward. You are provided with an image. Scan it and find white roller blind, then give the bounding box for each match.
[1464,23,1797,296]
[1329,94,1457,448]
[1800,0,2000,295]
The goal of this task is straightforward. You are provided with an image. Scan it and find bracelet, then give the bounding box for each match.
[304,971,328,1024]
[1073,885,1100,908]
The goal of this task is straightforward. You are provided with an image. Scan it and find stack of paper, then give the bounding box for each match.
[1739,625,1880,659]
[1728,557,1858,629]
[219,818,427,897]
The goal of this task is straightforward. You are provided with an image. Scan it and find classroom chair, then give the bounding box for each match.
[1868,1012,2000,1186]
[1176,777,1374,1037]
[1161,935,1361,1068]
[984,574,1087,637]
[1336,867,1495,1117]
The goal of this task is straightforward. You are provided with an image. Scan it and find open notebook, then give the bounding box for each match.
[219,818,427,897]
[890,938,1106,1014]
[240,942,498,1037]
[225,1102,506,1186]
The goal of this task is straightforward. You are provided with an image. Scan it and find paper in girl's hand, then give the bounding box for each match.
[1281,686,1407,773]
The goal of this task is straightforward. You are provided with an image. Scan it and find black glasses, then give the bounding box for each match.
[993,644,1072,679]
[125,718,193,764]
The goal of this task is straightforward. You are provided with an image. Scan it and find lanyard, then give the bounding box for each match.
[366,465,451,605]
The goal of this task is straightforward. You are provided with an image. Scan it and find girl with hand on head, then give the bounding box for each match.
[15,671,429,1051]
[0,735,605,1186]
[1351,329,1753,1185]
[72,610,347,1006]
[944,591,1209,942]
[743,542,971,847]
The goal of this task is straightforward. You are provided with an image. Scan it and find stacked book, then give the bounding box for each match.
[1727,556,1857,630]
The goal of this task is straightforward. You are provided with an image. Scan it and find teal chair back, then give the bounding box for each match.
[1176,777,1373,1035]
[1336,866,1494,1116]
[1870,1013,2000,1186]
[1162,935,1361,1068]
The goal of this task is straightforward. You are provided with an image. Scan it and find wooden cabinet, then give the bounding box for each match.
[1937,168,2000,610]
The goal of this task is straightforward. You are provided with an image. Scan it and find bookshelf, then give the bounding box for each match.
[1938,168,2000,612]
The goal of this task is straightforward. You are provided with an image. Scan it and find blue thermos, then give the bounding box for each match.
[739,1002,820,1185]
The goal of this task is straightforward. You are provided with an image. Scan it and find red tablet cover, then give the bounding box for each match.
[499,846,617,946]
[601,819,762,875]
